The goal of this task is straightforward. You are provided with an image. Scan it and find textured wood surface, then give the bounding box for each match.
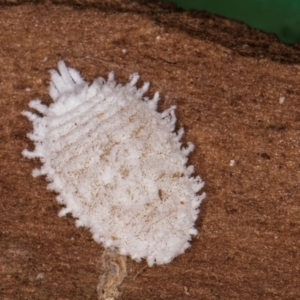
[1,2,300,299]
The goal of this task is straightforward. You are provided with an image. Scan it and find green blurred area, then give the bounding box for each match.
[167,0,300,44]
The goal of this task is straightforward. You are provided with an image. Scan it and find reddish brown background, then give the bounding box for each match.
[1,1,300,299]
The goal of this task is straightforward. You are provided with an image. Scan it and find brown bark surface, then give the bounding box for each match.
[1,1,300,299]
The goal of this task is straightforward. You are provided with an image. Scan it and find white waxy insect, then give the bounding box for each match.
[22,61,205,266]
